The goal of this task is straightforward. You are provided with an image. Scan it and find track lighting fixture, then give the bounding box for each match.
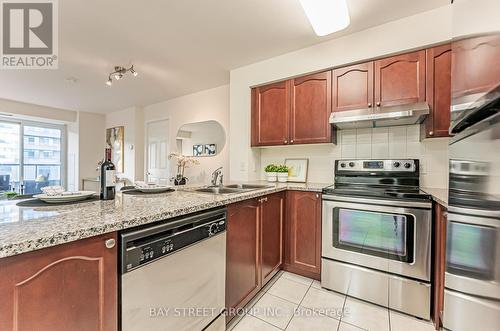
[105,65,138,86]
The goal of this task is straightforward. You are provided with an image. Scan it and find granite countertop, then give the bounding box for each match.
[421,187,448,207]
[0,181,330,259]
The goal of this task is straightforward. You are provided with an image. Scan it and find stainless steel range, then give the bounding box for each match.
[321,159,432,319]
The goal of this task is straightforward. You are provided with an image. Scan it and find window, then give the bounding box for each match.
[0,119,65,194]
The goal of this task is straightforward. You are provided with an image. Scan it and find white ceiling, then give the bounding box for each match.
[0,0,449,114]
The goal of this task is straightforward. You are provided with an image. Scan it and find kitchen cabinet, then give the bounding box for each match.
[260,192,285,285]
[290,71,333,144]
[0,233,118,331]
[251,73,334,147]
[374,50,426,107]
[284,191,322,280]
[226,192,285,322]
[452,34,500,99]
[432,202,447,330]
[251,81,290,146]
[423,44,452,138]
[226,198,261,320]
[332,62,374,112]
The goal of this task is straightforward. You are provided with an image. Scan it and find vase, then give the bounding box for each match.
[173,175,188,186]
[266,172,277,182]
[277,172,288,183]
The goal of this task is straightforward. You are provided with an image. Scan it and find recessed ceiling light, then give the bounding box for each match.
[299,0,350,36]
[65,76,78,83]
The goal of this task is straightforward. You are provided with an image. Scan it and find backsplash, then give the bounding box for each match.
[259,125,449,189]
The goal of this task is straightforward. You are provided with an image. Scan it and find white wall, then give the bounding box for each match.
[260,125,449,189]
[78,112,106,186]
[105,106,144,184]
[142,85,229,185]
[229,6,452,188]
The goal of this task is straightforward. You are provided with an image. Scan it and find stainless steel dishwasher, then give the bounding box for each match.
[120,208,226,331]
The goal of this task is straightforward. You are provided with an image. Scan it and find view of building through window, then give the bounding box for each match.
[0,121,63,194]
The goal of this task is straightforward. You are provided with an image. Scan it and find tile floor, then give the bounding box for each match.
[230,271,435,331]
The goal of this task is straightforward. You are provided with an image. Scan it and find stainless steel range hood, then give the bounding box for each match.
[329,102,430,129]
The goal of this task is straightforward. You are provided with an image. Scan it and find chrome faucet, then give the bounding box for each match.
[211,167,223,186]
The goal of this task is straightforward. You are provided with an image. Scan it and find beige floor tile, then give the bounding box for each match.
[342,297,390,331]
[287,307,340,331]
[338,321,367,331]
[231,314,281,331]
[311,280,322,289]
[268,277,310,304]
[389,310,435,331]
[281,271,314,286]
[300,287,346,320]
[250,292,297,329]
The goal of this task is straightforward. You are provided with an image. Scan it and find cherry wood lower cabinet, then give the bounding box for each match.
[432,202,448,330]
[260,192,285,284]
[226,192,285,322]
[0,233,118,331]
[284,191,322,280]
[226,198,261,321]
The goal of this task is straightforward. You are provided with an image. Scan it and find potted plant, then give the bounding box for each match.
[264,164,278,182]
[168,153,200,185]
[276,165,289,183]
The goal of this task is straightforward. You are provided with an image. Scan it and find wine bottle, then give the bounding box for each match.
[100,148,116,200]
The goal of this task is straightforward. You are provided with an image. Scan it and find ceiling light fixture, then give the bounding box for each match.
[298,0,350,36]
[106,65,138,86]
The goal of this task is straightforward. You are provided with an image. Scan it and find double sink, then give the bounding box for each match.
[194,184,271,194]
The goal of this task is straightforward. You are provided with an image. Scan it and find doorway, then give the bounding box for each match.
[146,119,169,184]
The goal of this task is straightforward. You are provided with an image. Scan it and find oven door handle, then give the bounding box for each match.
[322,194,431,209]
[448,212,500,228]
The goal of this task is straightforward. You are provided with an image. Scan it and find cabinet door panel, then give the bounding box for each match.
[333,62,374,112]
[424,44,451,138]
[375,51,426,107]
[0,233,118,331]
[451,35,500,98]
[251,81,290,146]
[291,72,332,144]
[285,191,321,278]
[261,192,285,285]
[226,199,260,317]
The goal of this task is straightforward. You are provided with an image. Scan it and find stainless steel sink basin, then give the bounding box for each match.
[193,184,271,194]
[194,187,245,194]
[224,184,271,190]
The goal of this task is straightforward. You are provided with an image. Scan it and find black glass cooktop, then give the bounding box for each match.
[322,185,432,202]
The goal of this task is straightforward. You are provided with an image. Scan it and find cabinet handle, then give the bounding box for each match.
[290,139,294,143]
[284,139,288,144]
[258,197,268,203]
[315,193,320,199]
[368,103,372,108]
[105,238,116,249]
[429,131,434,136]
[376,102,381,107]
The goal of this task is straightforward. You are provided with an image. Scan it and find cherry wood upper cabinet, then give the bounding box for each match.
[284,191,322,280]
[451,34,500,99]
[0,233,118,331]
[332,62,374,112]
[374,50,426,107]
[226,199,261,321]
[251,81,290,146]
[260,192,285,285]
[424,44,452,138]
[290,71,333,144]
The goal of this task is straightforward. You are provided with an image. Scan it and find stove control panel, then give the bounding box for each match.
[336,159,417,172]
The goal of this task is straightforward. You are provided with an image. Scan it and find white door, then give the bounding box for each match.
[146,120,169,184]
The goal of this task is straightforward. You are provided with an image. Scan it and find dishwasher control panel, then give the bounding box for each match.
[121,208,227,273]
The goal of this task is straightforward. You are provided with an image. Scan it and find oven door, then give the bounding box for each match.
[445,211,500,299]
[322,195,432,281]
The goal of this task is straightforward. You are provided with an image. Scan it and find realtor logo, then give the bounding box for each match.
[1,0,58,69]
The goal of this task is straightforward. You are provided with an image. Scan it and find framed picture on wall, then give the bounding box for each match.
[106,126,124,173]
[285,158,309,183]
[204,144,217,156]
[193,144,203,156]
